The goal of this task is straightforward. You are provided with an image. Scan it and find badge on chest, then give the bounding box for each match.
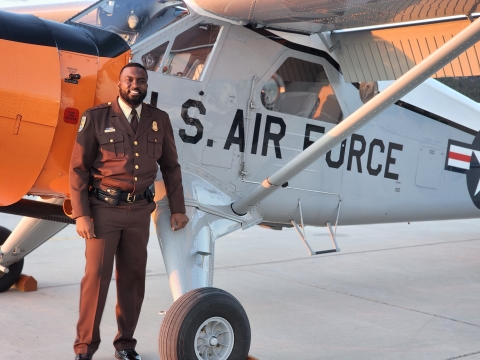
[152,121,158,132]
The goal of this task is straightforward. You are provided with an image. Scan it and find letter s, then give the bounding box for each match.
[179,99,205,144]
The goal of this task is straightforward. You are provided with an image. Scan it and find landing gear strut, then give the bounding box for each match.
[159,287,251,360]
[0,226,23,293]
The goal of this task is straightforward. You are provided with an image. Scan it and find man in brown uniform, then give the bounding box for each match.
[70,63,188,360]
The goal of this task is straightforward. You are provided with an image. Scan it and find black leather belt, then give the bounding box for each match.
[91,187,154,206]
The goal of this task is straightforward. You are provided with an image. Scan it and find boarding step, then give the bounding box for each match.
[290,200,341,256]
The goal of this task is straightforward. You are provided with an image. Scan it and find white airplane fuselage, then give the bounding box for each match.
[130,15,480,228]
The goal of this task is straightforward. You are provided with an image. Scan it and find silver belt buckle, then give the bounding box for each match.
[126,193,136,203]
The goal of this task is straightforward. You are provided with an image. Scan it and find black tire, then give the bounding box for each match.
[159,287,251,360]
[0,226,24,293]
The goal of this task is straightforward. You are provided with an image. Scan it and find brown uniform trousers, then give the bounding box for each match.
[69,99,185,355]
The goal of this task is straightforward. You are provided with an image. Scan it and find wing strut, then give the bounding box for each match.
[232,17,480,216]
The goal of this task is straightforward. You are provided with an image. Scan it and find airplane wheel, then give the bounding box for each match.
[159,287,251,360]
[0,226,24,293]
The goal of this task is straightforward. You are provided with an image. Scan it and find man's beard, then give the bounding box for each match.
[119,87,147,107]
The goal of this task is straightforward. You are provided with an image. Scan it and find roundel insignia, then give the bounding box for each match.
[78,116,86,132]
[466,135,480,209]
[445,134,480,209]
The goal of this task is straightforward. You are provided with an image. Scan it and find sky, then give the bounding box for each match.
[0,0,92,8]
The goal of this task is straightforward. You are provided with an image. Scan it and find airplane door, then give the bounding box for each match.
[242,51,348,225]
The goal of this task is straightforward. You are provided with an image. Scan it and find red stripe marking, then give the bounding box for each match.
[449,152,471,162]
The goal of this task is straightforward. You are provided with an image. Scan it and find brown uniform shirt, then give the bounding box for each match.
[69,99,185,218]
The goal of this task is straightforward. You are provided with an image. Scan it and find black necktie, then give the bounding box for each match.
[130,109,139,134]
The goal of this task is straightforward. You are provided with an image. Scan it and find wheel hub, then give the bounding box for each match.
[209,336,218,346]
[194,316,234,360]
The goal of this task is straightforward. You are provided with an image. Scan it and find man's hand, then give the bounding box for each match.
[76,216,96,239]
[170,213,189,231]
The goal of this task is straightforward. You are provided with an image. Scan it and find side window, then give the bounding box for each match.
[135,5,189,44]
[163,23,221,81]
[261,57,343,124]
[142,42,169,72]
[70,0,189,46]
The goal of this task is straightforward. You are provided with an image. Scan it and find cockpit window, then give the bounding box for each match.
[261,57,343,124]
[69,0,189,46]
[162,23,221,81]
[142,41,169,72]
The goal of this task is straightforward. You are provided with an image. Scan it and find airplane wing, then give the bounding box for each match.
[184,0,480,32]
[185,0,480,81]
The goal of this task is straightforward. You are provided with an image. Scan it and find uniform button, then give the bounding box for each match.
[110,139,113,143]
[134,141,138,145]
[134,177,138,181]
[135,165,139,169]
[135,153,139,157]
[154,139,157,142]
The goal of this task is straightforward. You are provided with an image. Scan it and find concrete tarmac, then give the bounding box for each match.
[1,214,480,360]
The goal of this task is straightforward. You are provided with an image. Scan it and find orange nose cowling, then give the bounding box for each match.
[0,11,130,206]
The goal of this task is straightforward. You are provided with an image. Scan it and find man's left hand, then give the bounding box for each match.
[171,213,189,231]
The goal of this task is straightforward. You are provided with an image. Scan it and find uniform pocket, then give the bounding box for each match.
[98,132,125,160]
[147,132,162,158]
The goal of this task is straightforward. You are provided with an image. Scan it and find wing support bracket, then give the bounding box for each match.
[318,32,341,53]
[291,200,341,256]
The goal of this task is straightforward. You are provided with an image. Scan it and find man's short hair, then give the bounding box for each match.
[119,63,148,79]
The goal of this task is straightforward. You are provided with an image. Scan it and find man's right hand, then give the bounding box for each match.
[76,216,96,239]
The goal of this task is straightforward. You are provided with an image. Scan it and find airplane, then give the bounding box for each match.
[1,0,480,359]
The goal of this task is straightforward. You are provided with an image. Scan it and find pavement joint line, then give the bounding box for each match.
[352,224,463,236]
[445,351,480,359]
[23,237,480,291]
[215,237,480,269]
[237,267,480,330]
[34,271,169,290]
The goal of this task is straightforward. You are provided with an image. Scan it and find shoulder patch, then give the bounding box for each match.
[78,116,87,132]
